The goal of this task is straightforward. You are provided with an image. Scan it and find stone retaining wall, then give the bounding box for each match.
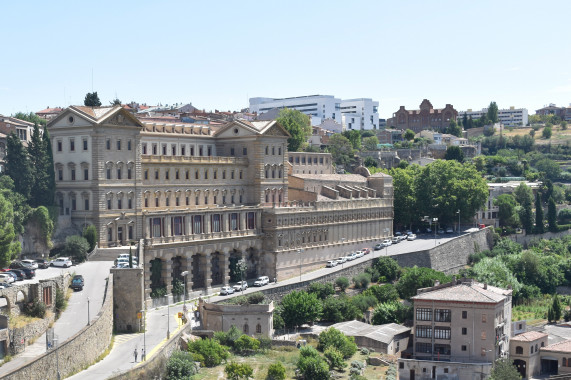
[107,322,193,380]
[2,275,114,380]
[11,313,56,355]
[255,229,493,303]
[508,229,571,247]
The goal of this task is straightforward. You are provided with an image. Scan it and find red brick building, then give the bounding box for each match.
[387,99,457,133]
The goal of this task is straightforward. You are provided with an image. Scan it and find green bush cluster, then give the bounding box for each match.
[24,300,46,318]
[166,350,199,380]
[187,338,229,367]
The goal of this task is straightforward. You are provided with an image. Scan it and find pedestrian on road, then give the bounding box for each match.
[134,348,138,362]
[142,348,146,361]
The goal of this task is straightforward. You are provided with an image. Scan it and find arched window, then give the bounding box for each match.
[563,358,567,367]
[516,346,523,355]
[243,324,249,334]
[256,324,262,334]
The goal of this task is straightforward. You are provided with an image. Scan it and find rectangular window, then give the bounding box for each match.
[128,140,132,150]
[416,325,432,338]
[435,309,451,322]
[204,196,208,204]
[71,198,76,211]
[230,213,239,231]
[152,144,157,155]
[58,169,63,181]
[243,147,247,155]
[185,170,189,180]
[222,171,226,179]
[165,170,169,180]
[143,144,147,154]
[247,212,255,229]
[117,140,121,150]
[57,140,62,152]
[231,171,235,179]
[481,332,486,340]
[127,168,132,179]
[461,327,467,335]
[415,342,432,354]
[145,198,148,207]
[199,146,203,156]
[144,170,148,180]
[434,344,451,356]
[434,327,451,340]
[83,139,88,151]
[175,170,179,180]
[193,215,202,234]
[106,168,111,180]
[213,170,217,180]
[117,198,122,210]
[107,199,112,210]
[171,144,176,155]
[185,196,189,205]
[152,218,162,237]
[190,146,194,156]
[117,168,121,180]
[155,170,159,180]
[162,145,167,155]
[212,214,221,233]
[207,146,212,156]
[155,197,159,207]
[230,147,235,156]
[482,314,487,323]
[70,139,75,151]
[106,139,111,150]
[128,198,132,209]
[239,171,243,179]
[172,216,183,236]
[416,308,432,321]
[175,197,180,206]
[84,169,89,180]
[462,310,467,319]
[181,145,186,155]
[71,169,76,181]
[461,345,467,351]
[84,198,89,210]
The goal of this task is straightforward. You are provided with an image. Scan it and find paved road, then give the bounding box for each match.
[0,261,113,376]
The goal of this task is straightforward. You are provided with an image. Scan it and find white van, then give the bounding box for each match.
[254,276,270,286]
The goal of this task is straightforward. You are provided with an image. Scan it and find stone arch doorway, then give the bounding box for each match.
[245,247,257,279]
[211,253,222,287]
[149,258,165,295]
[16,290,26,313]
[513,359,526,378]
[191,254,203,290]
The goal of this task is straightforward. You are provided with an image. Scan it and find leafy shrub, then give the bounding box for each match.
[308,282,335,300]
[324,346,346,370]
[258,335,272,351]
[247,292,266,304]
[150,286,167,299]
[351,294,378,313]
[214,325,241,347]
[55,287,67,315]
[363,284,399,303]
[372,257,401,281]
[360,347,369,355]
[352,273,371,289]
[82,225,97,252]
[171,278,184,296]
[371,302,412,325]
[365,266,380,283]
[234,334,260,355]
[187,338,229,367]
[63,235,90,263]
[166,350,198,380]
[396,266,451,299]
[351,360,366,370]
[297,354,330,380]
[321,295,361,322]
[336,277,350,292]
[318,327,357,359]
[24,300,46,318]
[225,361,253,380]
[266,362,286,380]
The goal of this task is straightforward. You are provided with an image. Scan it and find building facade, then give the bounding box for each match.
[387,99,458,133]
[458,106,529,127]
[48,106,394,303]
[198,298,274,337]
[288,152,334,175]
[398,278,512,380]
[340,98,380,130]
[509,331,548,379]
[535,103,571,121]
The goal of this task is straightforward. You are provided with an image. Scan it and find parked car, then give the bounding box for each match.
[21,260,39,269]
[361,248,371,255]
[0,273,15,284]
[9,261,33,270]
[398,235,407,241]
[233,281,248,292]
[382,239,392,247]
[51,257,72,268]
[254,276,270,286]
[348,252,358,261]
[344,254,354,262]
[0,282,12,289]
[336,257,347,264]
[446,227,453,234]
[18,267,35,279]
[71,275,84,291]
[220,286,235,295]
[391,237,400,244]
[374,243,383,250]
[394,231,402,238]
[35,259,50,269]
[407,234,417,241]
[7,269,25,281]
[326,260,338,268]
[437,229,445,234]
[3,271,18,282]
[355,251,364,258]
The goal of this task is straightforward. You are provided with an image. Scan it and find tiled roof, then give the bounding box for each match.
[331,321,410,344]
[412,280,510,303]
[511,331,548,342]
[36,107,63,114]
[543,339,571,352]
[72,106,116,120]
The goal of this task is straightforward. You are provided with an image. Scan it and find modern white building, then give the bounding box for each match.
[458,106,528,127]
[249,95,342,126]
[340,98,380,130]
[249,95,381,130]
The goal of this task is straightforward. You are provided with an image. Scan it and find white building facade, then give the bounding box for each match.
[340,98,380,130]
[458,107,528,127]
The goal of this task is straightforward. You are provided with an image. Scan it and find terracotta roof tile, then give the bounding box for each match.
[543,339,571,352]
[413,280,510,303]
[511,331,548,342]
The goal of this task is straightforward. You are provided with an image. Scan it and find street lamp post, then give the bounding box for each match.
[383,228,389,257]
[433,217,438,246]
[457,209,461,236]
[87,297,90,325]
[140,309,146,361]
[341,238,346,268]
[53,337,61,380]
[167,303,170,339]
[181,271,189,322]
[297,249,304,282]
[237,258,247,295]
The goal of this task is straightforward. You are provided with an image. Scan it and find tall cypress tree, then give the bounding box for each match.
[28,124,50,207]
[535,192,545,234]
[42,126,56,206]
[5,133,33,199]
[548,196,558,232]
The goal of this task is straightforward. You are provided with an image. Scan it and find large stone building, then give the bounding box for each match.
[387,99,458,133]
[48,105,393,303]
[398,278,512,380]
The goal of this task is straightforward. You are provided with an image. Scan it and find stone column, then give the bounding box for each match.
[184,254,193,296]
[221,213,228,232]
[204,252,212,290]
[205,213,211,234]
[166,216,172,237]
[165,256,173,294]
[240,212,246,231]
[144,216,150,239]
[222,249,231,286]
[185,215,191,237]
[144,257,152,300]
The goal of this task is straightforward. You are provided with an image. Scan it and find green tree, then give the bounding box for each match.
[5,133,33,199]
[324,346,346,370]
[363,156,378,167]
[561,121,568,130]
[28,124,51,207]
[166,350,198,380]
[321,296,361,323]
[225,361,253,380]
[372,257,401,282]
[446,119,462,137]
[13,111,47,126]
[529,129,536,138]
[371,301,412,325]
[0,193,21,268]
[468,257,522,294]
[63,235,90,263]
[317,327,357,359]
[396,266,451,299]
[548,196,558,232]
[335,277,350,292]
[280,290,322,328]
[535,193,544,234]
[266,362,286,380]
[187,338,229,367]
[404,129,415,141]
[84,92,102,107]
[276,108,311,152]
[552,294,562,322]
[362,136,379,151]
[110,98,122,106]
[536,158,561,180]
[542,126,552,139]
[415,160,488,226]
[389,165,421,229]
[489,358,521,380]
[328,134,354,168]
[352,273,371,289]
[444,145,464,162]
[82,225,97,251]
[42,126,56,205]
[343,130,362,150]
[297,348,330,380]
[515,183,534,233]
[28,206,54,249]
[494,194,518,227]
[487,101,499,123]
[363,284,400,303]
[308,282,335,300]
[234,335,260,355]
[462,113,468,129]
[0,176,31,236]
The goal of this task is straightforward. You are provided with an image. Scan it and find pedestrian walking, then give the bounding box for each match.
[134,348,138,362]
[141,347,146,361]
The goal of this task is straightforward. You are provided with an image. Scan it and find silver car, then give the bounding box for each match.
[233,281,248,292]
[220,286,235,295]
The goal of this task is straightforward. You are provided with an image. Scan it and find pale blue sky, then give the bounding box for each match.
[1,0,570,119]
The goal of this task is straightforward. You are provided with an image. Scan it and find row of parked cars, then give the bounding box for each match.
[113,254,139,268]
[0,257,74,288]
[220,276,271,295]
[326,248,372,267]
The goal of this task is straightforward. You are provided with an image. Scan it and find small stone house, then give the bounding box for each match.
[198,298,274,337]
